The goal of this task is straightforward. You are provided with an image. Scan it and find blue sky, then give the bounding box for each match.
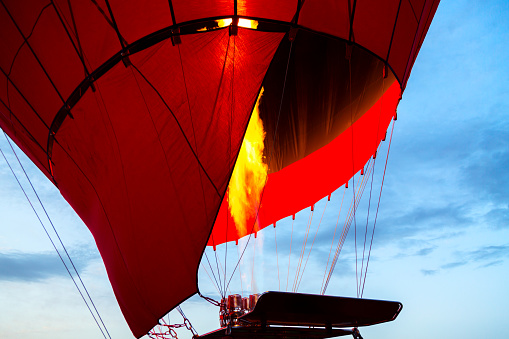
[1,1,509,338]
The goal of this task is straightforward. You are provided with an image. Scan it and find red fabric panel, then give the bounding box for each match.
[109,0,172,43]
[410,0,427,19]
[0,97,50,178]
[50,29,282,337]
[297,0,439,86]
[0,71,50,176]
[298,0,350,40]
[52,0,120,70]
[238,0,297,22]
[352,0,401,62]
[388,0,418,81]
[172,0,233,24]
[1,0,48,37]
[209,81,401,245]
[25,8,85,101]
[0,5,23,73]
[402,0,440,88]
[7,45,61,129]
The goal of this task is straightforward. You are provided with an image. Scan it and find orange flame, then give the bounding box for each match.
[198,18,258,32]
[228,88,267,237]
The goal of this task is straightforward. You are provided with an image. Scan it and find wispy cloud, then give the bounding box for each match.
[421,269,438,276]
[441,261,467,270]
[468,244,509,262]
[0,246,99,282]
[478,260,503,269]
[429,244,509,274]
[416,247,436,256]
[0,252,69,281]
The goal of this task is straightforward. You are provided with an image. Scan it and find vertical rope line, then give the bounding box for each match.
[251,234,257,292]
[237,242,243,296]
[359,76,385,294]
[1,134,109,339]
[203,248,222,295]
[216,253,232,296]
[361,119,395,298]
[286,217,294,292]
[321,187,346,294]
[274,225,280,290]
[293,209,313,292]
[322,158,374,294]
[224,33,236,299]
[200,263,222,295]
[296,200,328,291]
[214,246,224,297]
[346,54,360,297]
[359,155,376,291]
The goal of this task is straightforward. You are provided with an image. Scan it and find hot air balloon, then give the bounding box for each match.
[0,0,440,338]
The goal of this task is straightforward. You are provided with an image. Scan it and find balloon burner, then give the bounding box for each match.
[219,294,260,328]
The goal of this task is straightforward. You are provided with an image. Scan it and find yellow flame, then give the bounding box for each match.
[198,18,259,31]
[218,18,259,29]
[228,88,267,236]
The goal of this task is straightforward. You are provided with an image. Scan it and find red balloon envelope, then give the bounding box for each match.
[0,0,439,337]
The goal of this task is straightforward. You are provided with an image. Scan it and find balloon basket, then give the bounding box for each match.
[198,291,402,338]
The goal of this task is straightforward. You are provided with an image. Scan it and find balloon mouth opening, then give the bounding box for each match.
[209,29,400,247]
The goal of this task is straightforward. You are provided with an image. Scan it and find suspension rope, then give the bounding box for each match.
[251,233,257,292]
[237,241,243,295]
[200,262,222,295]
[292,209,314,292]
[286,217,294,292]
[274,224,281,290]
[1,134,111,339]
[358,155,376,296]
[322,158,374,294]
[359,76,385,296]
[216,251,232,296]
[296,199,328,291]
[321,187,346,294]
[361,119,395,298]
[347,56,360,298]
[203,249,222,296]
[224,33,237,298]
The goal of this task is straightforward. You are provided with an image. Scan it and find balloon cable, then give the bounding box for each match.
[322,158,374,294]
[321,186,347,294]
[296,199,328,291]
[274,223,281,291]
[285,217,294,292]
[292,209,313,292]
[359,76,384,295]
[0,133,111,339]
[361,119,395,298]
[200,262,222,295]
[224,34,237,298]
